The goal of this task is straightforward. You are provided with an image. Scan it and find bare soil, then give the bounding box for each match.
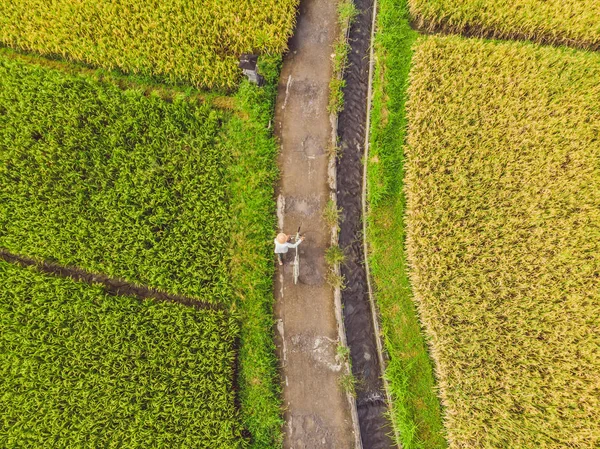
[273,0,358,447]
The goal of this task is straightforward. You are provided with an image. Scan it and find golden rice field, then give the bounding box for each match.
[0,0,298,89]
[404,36,600,448]
[409,0,600,51]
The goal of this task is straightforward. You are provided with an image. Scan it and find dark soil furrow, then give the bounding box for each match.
[336,0,395,447]
[0,249,224,311]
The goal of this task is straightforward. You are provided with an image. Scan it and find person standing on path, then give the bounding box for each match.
[274,232,304,266]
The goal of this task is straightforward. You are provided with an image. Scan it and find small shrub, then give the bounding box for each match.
[325,245,346,266]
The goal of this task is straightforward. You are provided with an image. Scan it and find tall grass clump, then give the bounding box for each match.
[405,35,600,448]
[0,260,242,448]
[409,0,600,51]
[328,0,358,114]
[0,0,299,89]
[366,0,447,447]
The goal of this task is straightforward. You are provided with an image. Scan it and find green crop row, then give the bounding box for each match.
[0,259,241,448]
[405,36,600,448]
[0,54,232,304]
[0,0,298,89]
[409,0,600,51]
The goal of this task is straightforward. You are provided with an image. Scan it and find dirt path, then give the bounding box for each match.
[273,0,359,447]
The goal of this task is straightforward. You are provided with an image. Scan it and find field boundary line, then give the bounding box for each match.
[0,46,236,110]
[361,0,403,446]
[410,16,600,53]
[0,249,225,311]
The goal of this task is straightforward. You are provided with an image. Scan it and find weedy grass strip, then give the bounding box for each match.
[409,0,600,51]
[223,55,284,448]
[0,0,298,89]
[0,260,243,448]
[366,0,447,446]
[405,35,600,448]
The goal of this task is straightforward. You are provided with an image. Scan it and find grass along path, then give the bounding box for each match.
[366,0,447,447]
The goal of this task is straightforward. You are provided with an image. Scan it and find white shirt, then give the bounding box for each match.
[274,238,302,254]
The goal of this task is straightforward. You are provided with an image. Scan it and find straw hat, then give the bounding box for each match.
[276,233,288,244]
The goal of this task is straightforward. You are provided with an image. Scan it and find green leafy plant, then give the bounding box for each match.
[338,372,357,397]
[325,270,346,290]
[325,245,346,266]
[323,200,342,229]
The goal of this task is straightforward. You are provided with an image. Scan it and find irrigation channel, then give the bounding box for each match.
[337,0,396,447]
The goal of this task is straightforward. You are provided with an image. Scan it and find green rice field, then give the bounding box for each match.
[0,260,241,448]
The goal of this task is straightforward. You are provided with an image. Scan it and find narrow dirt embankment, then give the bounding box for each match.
[272,0,361,447]
[336,0,397,447]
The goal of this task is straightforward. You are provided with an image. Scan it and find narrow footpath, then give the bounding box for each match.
[273,0,359,447]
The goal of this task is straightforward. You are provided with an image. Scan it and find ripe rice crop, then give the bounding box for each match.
[409,0,600,51]
[0,0,298,89]
[0,260,241,448]
[0,55,231,303]
[405,36,600,448]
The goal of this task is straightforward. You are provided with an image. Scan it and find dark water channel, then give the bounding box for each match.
[336,0,396,448]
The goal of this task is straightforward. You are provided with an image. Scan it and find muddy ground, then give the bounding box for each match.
[337,0,396,447]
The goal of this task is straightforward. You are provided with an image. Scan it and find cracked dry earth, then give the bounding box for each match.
[273,0,358,447]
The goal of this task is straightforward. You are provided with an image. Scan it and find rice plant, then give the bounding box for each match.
[0,51,285,448]
[404,35,600,448]
[0,55,232,304]
[409,0,600,51]
[0,0,299,89]
[0,260,242,448]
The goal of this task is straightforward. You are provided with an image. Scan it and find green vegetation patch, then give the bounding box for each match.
[409,0,600,50]
[0,0,298,89]
[0,50,283,447]
[0,54,231,304]
[405,35,600,448]
[366,0,446,447]
[224,60,284,447]
[0,260,241,448]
